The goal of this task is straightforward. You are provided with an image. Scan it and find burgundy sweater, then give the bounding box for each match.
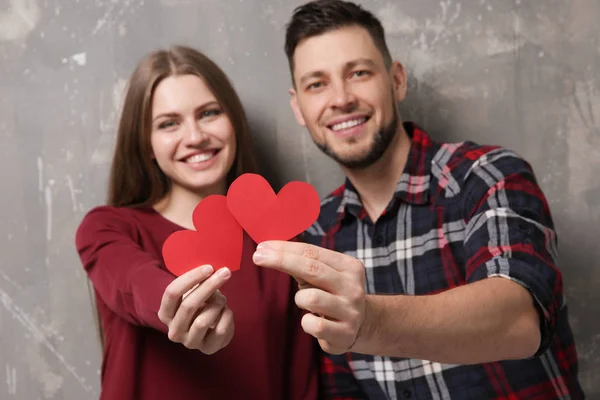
[75,205,319,400]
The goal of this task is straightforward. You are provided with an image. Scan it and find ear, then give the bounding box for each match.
[289,87,307,127]
[390,61,407,102]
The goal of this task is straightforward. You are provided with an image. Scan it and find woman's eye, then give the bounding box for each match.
[201,109,222,118]
[158,120,177,130]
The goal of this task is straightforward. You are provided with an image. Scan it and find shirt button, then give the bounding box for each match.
[374,235,384,245]
[403,389,412,398]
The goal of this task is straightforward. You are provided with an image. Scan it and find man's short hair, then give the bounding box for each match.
[284,0,393,80]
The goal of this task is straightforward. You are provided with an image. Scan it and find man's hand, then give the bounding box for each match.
[253,241,366,354]
[158,265,234,355]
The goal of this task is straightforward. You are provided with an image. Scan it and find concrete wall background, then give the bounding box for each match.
[1,0,598,398]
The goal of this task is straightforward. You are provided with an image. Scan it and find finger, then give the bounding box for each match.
[184,294,228,348]
[291,274,311,290]
[297,279,314,290]
[295,288,352,321]
[159,265,214,324]
[253,247,342,293]
[203,307,235,354]
[257,241,350,272]
[182,283,200,300]
[301,313,354,352]
[170,268,231,334]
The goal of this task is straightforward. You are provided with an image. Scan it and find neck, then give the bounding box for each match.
[342,123,411,223]
[153,181,227,230]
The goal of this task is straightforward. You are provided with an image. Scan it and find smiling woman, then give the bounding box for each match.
[107,47,254,211]
[74,46,319,400]
[150,74,237,220]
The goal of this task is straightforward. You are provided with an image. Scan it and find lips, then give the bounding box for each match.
[181,149,220,163]
[326,115,371,132]
[330,117,368,132]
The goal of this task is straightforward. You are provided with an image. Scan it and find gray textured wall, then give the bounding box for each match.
[1,0,598,398]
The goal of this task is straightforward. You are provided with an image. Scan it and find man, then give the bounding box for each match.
[252,0,583,398]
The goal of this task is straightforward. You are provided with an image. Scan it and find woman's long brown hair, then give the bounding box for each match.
[90,45,257,351]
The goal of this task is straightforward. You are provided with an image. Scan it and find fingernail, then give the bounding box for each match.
[256,242,273,251]
[201,265,214,275]
[253,250,267,264]
[218,267,231,278]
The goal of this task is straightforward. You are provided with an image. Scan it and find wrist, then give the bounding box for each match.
[351,295,377,354]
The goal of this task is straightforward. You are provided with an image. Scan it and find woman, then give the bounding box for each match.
[75,45,319,400]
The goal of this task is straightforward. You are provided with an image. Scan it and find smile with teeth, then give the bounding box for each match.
[330,117,368,132]
[184,150,218,163]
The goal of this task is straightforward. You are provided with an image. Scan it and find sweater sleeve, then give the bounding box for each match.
[75,206,174,333]
[286,279,321,400]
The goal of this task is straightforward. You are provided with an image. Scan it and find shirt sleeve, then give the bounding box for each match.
[75,207,174,333]
[285,279,321,400]
[461,148,564,356]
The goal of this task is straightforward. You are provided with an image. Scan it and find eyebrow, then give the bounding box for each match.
[298,58,378,85]
[152,100,220,123]
[346,58,378,70]
[299,71,327,86]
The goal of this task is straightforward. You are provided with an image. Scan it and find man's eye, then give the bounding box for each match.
[352,70,370,78]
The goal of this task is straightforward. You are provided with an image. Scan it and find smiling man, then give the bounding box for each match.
[251,0,584,399]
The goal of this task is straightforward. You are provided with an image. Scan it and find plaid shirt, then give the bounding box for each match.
[304,123,584,400]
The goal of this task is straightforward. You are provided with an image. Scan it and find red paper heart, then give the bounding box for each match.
[226,173,321,244]
[162,195,243,276]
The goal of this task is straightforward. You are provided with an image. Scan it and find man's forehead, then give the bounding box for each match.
[292,27,382,74]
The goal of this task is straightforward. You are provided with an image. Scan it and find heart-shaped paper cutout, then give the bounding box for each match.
[226,173,321,244]
[162,195,243,276]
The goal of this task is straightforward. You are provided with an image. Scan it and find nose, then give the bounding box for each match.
[330,80,357,110]
[182,119,207,146]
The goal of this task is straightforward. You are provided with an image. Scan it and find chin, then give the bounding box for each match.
[181,172,229,194]
[336,144,372,159]
[189,182,226,195]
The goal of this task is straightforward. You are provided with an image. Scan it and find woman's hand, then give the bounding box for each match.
[158,265,234,354]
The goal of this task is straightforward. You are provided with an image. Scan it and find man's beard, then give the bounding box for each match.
[314,107,399,170]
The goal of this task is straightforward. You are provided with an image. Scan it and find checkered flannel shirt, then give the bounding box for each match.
[304,123,583,400]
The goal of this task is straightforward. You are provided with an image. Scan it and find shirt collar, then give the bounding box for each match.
[337,122,436,219]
